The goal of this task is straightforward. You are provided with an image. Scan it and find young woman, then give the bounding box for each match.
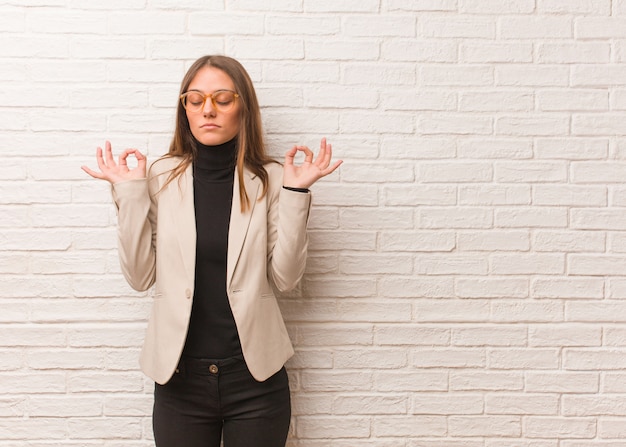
[81,55,341,447]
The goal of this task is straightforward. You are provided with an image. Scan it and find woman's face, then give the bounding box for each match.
[185,66,241,146]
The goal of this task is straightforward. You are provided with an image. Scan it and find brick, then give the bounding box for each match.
[340,208,414,229]
[109,12,185,34]
[334,349,407,369]
[27,349,104,370]
[491,300,564,323]
[569,256,626,276]
[303,277,376,298]
[344,63,417,86]
[459,91,533,112]
[495,161,567,182]
[572,162,626,182]
[300,371,373,392]
[296,324,373,346]
[412,393,483,414]
[379,231,455,252]
[0,418,67,440]
[461,43,533,63]
[450,371,524,391]
[422,17,496,38]
[455,278,529,299]
[525,372,599,393]
[576,18,626,39]
[374,324,450,346]
[461,0,534,13]
[305,86,378,109]
[567,301,626,322]
[496,115,570,136]
[524,417,596,439]
[414,299,491,323]
[411,348,486,368]
[383,185,456,206]
[387,0,457,11]
[422,65,493,86]
[458,138,533,159]
[573,113,626,135]
[377,277,454,298]
[26,10,107,34]
[539,0,610,14]
[565,349,626,370]
[457,231,530,251]
[104,395,153,416]
[373,416,447,437]
[381,136,456,159]
[382,40,457,62]
[485,394,559,415]
[29,396,103,417]
[604,373,626,392]
[572,66,626,87]
[529,325,601,347]
[488,349,560,370]
[500,17,573,39]
[563,395,626,416]
[535,138,608,160]
[341,162,414,183]
[265,111,339,133]
[537,43,610,64]
[604,326,626,346]
[415,253,489,274]
[307,39,379,61]
[534,185,607,206]
[459,185,531,206]
[303,0,378,13]
[67,417,142,439]
[374,371,448,392]
[344,16,416,37]
[532,278,604,299]
[333,395,407,415]
[496,65,570,87]
[382,89,457,111]
[494,209,568,229]
[537,89,609,111]
[598,418,626,438]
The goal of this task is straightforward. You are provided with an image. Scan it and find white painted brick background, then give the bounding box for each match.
[2,0,626,445]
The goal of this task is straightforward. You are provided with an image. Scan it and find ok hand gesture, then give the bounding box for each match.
[81,141,147,184]
[283,138,342,190]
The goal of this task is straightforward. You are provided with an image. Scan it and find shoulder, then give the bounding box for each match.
[263,160,283,179]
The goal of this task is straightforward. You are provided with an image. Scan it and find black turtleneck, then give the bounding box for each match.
[182,138,243,359]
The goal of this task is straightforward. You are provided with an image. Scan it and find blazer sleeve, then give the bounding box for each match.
[265,165,311,292]
[110,177,157,292]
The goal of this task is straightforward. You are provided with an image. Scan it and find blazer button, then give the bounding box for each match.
[185,289,191,299]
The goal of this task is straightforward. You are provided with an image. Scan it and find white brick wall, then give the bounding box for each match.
[2,1,626,445]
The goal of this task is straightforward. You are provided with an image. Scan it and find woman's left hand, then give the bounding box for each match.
[283,138,342,189]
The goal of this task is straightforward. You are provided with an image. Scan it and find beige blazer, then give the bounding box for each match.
[111,156,311,384]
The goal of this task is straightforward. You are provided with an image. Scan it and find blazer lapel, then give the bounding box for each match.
[169,163,196,285]
[227,168,260,288]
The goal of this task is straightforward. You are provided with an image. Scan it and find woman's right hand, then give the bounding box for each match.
[81,141,147,184]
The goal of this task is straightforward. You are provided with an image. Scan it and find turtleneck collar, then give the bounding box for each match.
[193,138,237,177]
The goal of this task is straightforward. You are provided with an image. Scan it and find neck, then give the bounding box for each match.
[193,138,237,172]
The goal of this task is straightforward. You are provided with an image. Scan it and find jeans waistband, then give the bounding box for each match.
[177,354,245,376]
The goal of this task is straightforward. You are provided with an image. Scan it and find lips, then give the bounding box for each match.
[201,123,220,129]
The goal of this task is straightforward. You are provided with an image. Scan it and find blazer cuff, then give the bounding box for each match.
[283,186,310,193]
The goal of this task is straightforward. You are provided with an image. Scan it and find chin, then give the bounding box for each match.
[195,135,227,146]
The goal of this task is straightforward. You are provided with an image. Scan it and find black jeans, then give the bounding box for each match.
[153,355,291,447]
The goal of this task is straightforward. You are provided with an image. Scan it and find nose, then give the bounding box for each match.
[202,98,216,116]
